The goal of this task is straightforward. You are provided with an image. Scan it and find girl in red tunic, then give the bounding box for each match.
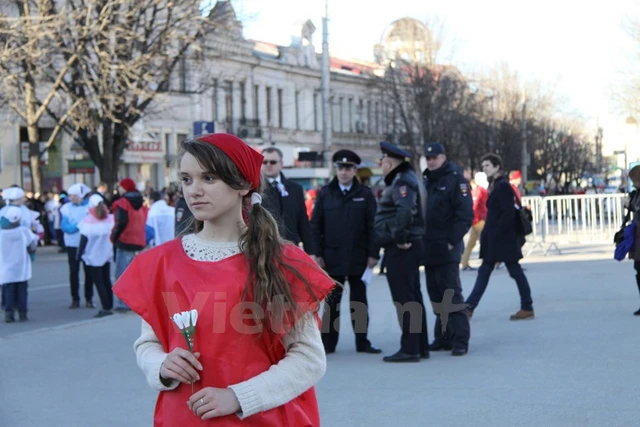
[113,134,335,426]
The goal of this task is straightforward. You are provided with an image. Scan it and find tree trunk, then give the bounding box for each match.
[27,123,42,194]
[101,124,118,194]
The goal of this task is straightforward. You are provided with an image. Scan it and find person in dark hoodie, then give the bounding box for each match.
[110,178,148,312]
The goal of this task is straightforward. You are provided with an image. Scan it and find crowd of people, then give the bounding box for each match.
[0,179,178,322]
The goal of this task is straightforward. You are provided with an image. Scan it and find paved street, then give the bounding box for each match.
[1,243,640,426]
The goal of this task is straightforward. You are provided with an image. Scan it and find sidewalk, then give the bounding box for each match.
[1,244,639,426]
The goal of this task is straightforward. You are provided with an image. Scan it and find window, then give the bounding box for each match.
[367,100,372,134]
[212,79,219,121]
[254,85,260,122]
[225,81,233,124]
[313,92,318,132]
[339,97,344,132]
[348,98,353,132]
[277,89,283,128]
[240,81,246,121]
[295,91,300,130]
[177,133,188,150]
[165,134,173,167]
[266,87,272,126]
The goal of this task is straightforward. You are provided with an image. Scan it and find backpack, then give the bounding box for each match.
[511,186,533,236]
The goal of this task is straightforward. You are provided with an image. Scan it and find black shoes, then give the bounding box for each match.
[68,301,80,309]
[85,301,95,309]
[356,343,382,354]
[324,342,383,355]
[634,308,640,316]
[451,347,468,356]
[94,310,113,318]
[429,341,453,351]
[382,351,421,363]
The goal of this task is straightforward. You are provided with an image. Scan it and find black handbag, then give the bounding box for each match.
[511,186,533,236]
[515,205,533,236]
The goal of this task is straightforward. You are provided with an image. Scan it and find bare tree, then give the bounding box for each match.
[42,0,213,192]
[0,1,90,192]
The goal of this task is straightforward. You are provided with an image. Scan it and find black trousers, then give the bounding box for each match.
[321,275,371,351]
[425,263,471,349]
[385,244,429,355]
[87,264,113,311]
[67,247,93,303]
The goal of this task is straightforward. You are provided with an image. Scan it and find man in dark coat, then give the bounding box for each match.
[174,193,193,237]
[310,149,381,355]
[374,142,429,362]
[465,153,534,320]
[422,143,473,356]
[261,146,313,252]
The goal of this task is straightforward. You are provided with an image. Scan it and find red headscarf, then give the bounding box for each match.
[196,133,264,190]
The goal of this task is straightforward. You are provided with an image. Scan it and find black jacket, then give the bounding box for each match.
[310,178,378,276]
[374,162,426,249]
[262,173,313,252]
[174,196,193,237]
[480,175,522,263]
[422,161,473,266]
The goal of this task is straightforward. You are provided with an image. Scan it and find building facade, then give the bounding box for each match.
[0,1,413,192]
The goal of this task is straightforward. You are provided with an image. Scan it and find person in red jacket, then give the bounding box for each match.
[461,172,489,270]
[111,178,148,312]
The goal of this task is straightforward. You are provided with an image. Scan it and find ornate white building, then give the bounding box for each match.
[0,2,421,192]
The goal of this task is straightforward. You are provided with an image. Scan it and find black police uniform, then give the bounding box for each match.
[311,149,381,354]
[422,143,473,355]
[174,195,193,237]
[374,142,429,362]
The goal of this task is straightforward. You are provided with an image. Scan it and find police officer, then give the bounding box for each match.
[174,193,193,236]
[374,142,429,362]
[310,149,381,354]
[422,142,473,356]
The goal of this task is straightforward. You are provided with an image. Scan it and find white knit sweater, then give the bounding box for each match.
[133,234,327,419]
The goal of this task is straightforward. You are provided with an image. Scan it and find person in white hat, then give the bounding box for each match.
[0,205,39,322]
[60,182,94,309]
[0,186,38,231]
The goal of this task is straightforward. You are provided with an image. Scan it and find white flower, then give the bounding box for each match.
[181,311,190,329]
[172,312,185,329]
[190,309,198,327]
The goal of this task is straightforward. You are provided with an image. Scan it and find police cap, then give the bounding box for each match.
[332,149,361,167]
[380,141,412,162]
[424,142,445,157]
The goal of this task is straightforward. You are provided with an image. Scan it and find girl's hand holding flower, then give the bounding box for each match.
[160,348,202,385]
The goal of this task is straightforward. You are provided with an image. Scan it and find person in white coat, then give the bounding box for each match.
[77,195,115,318]
[0,186,40,232]
[146,191,175,247]
[0,206,39,323]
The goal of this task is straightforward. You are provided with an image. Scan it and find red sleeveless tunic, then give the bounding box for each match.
[113,239,335,426]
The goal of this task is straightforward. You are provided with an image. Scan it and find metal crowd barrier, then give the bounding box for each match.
[521,193,627,256]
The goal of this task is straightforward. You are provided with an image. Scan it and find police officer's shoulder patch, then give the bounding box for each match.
[460,183,469,197]
[399,185,408,197]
